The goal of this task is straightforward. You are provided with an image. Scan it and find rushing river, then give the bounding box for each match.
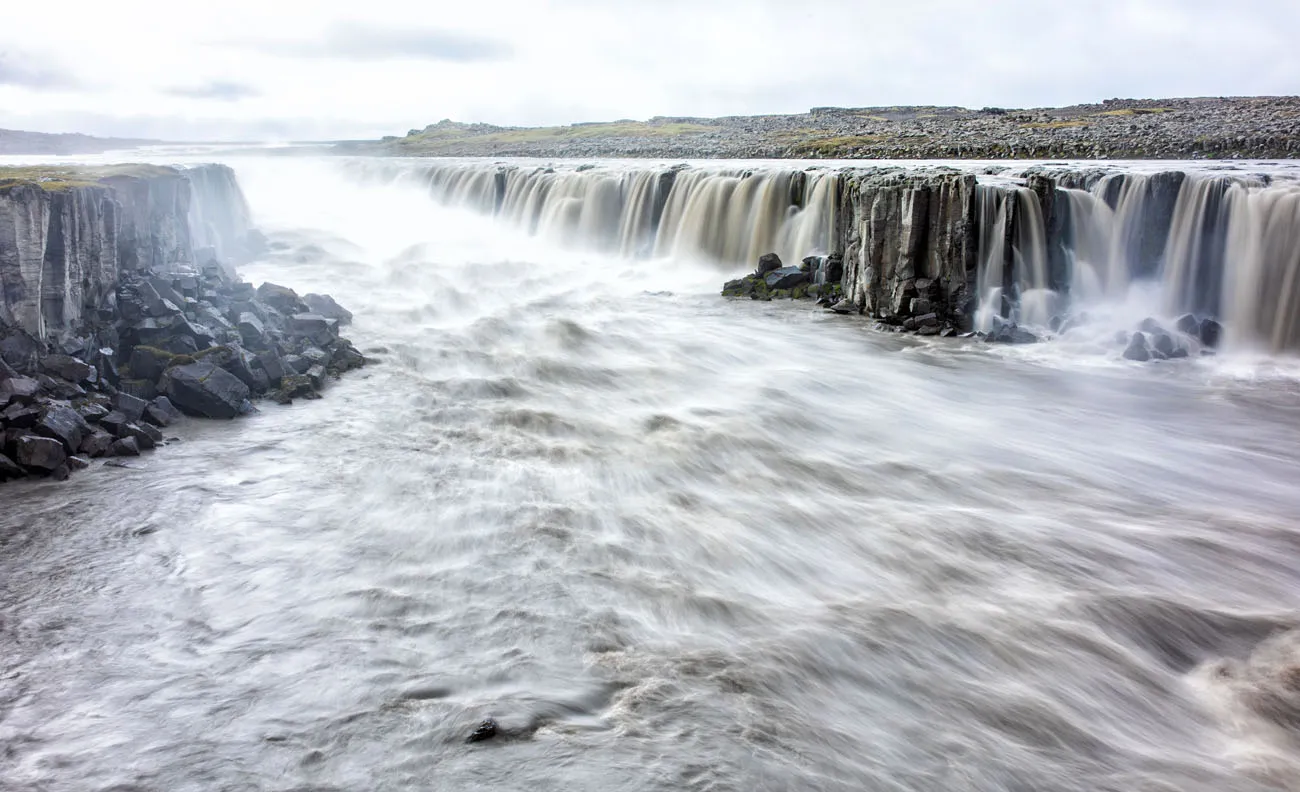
[5,157,1300,791]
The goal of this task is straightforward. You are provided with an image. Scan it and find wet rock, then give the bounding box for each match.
[466,718,498,743]
[917,325,942,336]
[987,325,1039,344]
[41,354,94,384]
[329,343,367,374]
[16,435,67,472]
[289,314,339,345]
[1153,333,1176,357]
[909,298,933,316]
[118,378,159,401]
[160,361,252,419]
[306,365,328,390]
[79,429,115,458]
[1170,347,1190,359]
[303,293,354,325]
[67,455,90,471]
[0,376,40,407]
[1175,313,1200,335]
[77,402,110,423]
[755,253,784,276]
[223,347,269,393]
[237,312,266,347]
[828,299,857,315]
[113,392,149,423]
[1200,318,1223,348]
[144,396,183,427]
[763,267,809,290]
[100,411,131,437]
[1138,317,1165,335]
[257,349,289,384]
[0,329,43,373]
[1124,332,1152,361]
[256,282,308,315]
[110,436,141,457]
[284,354,310,375]
[36,406,90,454]
[3,404,41,429]
[279,374,319,399]
[0,452,23,479]
[123,423,159,451]
[128,346,179,383]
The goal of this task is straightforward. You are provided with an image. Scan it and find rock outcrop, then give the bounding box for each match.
[0,165,366,484]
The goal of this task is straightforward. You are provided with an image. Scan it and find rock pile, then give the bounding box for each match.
[0,260,364,483]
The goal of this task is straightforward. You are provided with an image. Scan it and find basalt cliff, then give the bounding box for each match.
[0,164,365,483]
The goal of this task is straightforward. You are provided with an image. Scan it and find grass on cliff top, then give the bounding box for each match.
[0,164,178,191]
[396,121,720,152]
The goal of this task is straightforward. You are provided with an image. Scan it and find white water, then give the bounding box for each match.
[4,155,1300,791]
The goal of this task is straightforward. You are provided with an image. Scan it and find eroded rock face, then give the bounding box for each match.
[839,171,978,329]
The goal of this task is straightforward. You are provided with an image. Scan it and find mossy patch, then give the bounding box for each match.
[0,164,179,191]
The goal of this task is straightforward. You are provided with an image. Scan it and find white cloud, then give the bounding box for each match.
[0,0,1296,140]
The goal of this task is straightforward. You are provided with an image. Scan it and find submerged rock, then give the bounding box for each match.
[1175,313,1200,335]
[1200,318,1223,348]
[466,718,498,744]
[1124,332,1152,361]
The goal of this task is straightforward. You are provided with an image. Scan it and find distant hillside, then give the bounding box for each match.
[0,128,160,155]
[342,97,1300,160]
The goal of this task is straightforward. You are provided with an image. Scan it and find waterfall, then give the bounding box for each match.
[1223,184,1300,351]
[340,159,838,269]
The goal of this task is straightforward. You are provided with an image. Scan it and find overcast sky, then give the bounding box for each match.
[1,0,1297,141]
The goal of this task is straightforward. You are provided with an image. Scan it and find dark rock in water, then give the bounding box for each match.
[77,402,110,424]
[1153,333,1176,357]
[306,365,328,391]
[987,325,1039,345]
[47,463,70,481]
[1124,332,1152,362]
[0,376,40,407]
[114,392,149,423]
[100,411,131,437]
[280,374,319,399]
[909,298,933,317]
[160,361,252,419]
[824,255,844,284]
[79,429,115,458]
[36,407,90,454]
[16,435,67,472]
[467,718,498,744]
[1200,318,1223,348]
[1049,315,1064,332]
[1170,347,1190,359]
[67,455,90,471]
[145,396,183,427]
[829,299,857,315]
[1139,317,1165,335]
[917,325,941,336]
[329,344,367,374]
[110,437,142,457]
[763,267,809,290]
[42,354,94,384]
[0,452,23,480]
[123,423,159,451]
[303,293,354,326]
[755,253,783,277]
[1175,313,1200,335]
[914,313,940,328]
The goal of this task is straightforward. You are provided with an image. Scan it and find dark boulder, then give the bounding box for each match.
[0,376,40,407]
[16,435,67,472]
[0,329,42,373]
[41,354,94,384]
[128,346,179,383]
[237,313,266,347]
[113,392,149,423]
[257,282,308,315]
[279,374,319,400]
[77,402,110,423]
[110,436,142,457]
[36,406,90,454]
[1153,333,1176,357]
[1199,318,1223,349]
[756,253,784,277]
[67,456,90,471]
[828,299,857,315]
[118,379,159,401]
[223,347,270,393]
[144,396,183,427]
[763,267,809,290]
[0,452,23,480]
[1138,317,1165,336]
[122,423,158,451]
[466,718,498,744]
[987,324,1039,344]
[1124,332,1152,362]
[257,349,288,384]
[1175,313,1200,335]
[160,361,251,419]
[3,404,41,429]
[79,429,115,458]
[289,314,339,345]
[303,293,354,325]
[329,343,366,374]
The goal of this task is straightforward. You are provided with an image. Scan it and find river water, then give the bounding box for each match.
[4,157,1300,791]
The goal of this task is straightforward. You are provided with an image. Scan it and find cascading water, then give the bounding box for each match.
[342,159,839,269]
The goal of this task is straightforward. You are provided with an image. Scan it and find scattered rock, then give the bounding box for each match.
[1175,313,1200,335]
[1153,333,1176,357]
[160,361,252,419]
[36,407,91,454]
[144,396,183,427]
[110,437,142,457]
[1200,318,1223,348]
[41,354,94,383]
[113,392,149,423]
[763,267,809,290]
[303,293,354,325]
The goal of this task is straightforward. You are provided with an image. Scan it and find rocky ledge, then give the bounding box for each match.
[722,252,1226,360]
[0,164,366,484]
